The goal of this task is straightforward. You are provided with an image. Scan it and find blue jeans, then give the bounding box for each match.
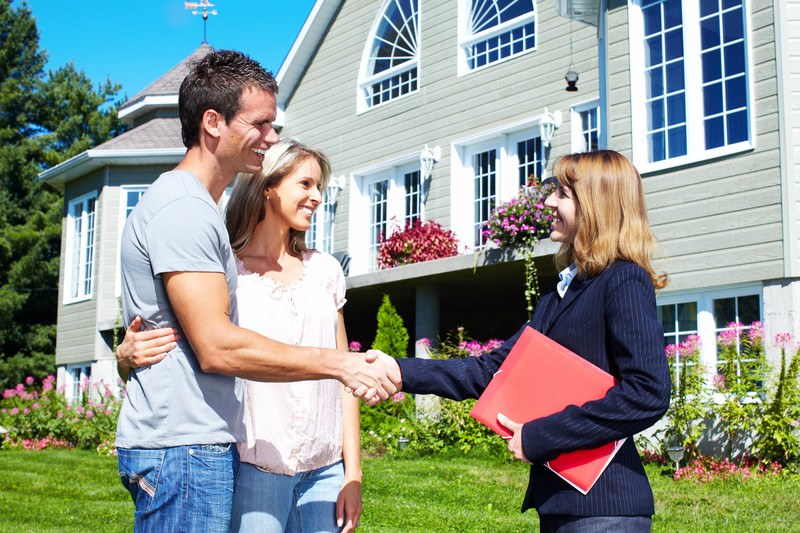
[231,460,345,533]
[539,515,652,533]
[118,443,239,533]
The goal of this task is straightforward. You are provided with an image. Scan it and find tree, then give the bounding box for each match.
[371,294,409,359]
[0,0,127,389]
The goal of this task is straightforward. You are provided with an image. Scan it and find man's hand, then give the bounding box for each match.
[341,350,401,405]
[116,316,180,380]
[497,413,532,464]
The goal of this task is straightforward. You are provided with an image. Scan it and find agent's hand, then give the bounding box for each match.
[497,413,532,464]
[116,316,180,377]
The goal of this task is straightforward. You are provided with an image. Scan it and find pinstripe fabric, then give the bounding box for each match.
[398,261,671,518]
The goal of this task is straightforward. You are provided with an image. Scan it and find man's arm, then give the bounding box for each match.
[163,271,400,399]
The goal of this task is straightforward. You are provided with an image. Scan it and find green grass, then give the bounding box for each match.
[1,450,799,532]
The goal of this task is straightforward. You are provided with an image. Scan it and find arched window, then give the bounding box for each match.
[459,0,536,73]
[358,0,419,112]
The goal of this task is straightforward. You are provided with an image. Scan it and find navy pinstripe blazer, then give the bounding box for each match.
[398,260,671,517]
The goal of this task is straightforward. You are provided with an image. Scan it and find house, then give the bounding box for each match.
[41,0,800,401]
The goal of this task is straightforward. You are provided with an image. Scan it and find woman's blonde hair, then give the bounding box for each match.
[552,150,667,289]
[226,138,332,256]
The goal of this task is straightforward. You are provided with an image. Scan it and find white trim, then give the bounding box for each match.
[39,148,185,188]
[774,0,799,277]
[118,95,179,121]
[115,185,149,297]
[570,98,601,152]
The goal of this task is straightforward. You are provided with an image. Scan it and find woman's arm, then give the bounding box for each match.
[336,310,362,532]
[115,316,179,381]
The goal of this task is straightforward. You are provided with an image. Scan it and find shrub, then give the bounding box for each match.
[377,220,459,269]
[674,455,784,483]
[0,375,121,452]
[372,294,409,359]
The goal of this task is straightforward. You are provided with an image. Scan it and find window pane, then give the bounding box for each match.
[723,0,741,9]
[646,68,664,99]
[649,97,665,129]
[724,41,745,75]
[667,93,685,126]
[664,28,684,61]
[722,8,743,41]
[701,49,722,83]
[649,131,666,162]
[665,61,684,93]
[703,81,723,116]
[714,297,736,327]
[646,36,662,65]
[643,4,662,36]
[678,301,698,331]
[725,76,746,110]
[738,294,760,324]
[664,0,683,29]
[704,116,725,149]
[466,0,535,70]
[658,304,676,333]
[727,110,748,144]
[700,15,720,49]
[667,125,687,158]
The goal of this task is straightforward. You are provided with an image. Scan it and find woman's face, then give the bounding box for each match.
[265,158,323,231]
[544,182,578,243]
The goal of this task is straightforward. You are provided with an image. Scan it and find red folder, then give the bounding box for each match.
[469,326,625,495]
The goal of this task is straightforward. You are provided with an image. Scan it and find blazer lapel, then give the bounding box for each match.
[543,274,596,335]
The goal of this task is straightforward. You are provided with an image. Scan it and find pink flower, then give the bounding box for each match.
[712,374,726,390]
[747,321,764,344]
[57,412,64,418]
[9,408,18,415]
[85,410,95,419]
[717,329,738,347]
[22,408,30,415]
[348,340,362,352]
[25,376,34,386]
[665,344,678,360]
[32,403,40,410]
[775,332,793,349]
[2,389,13,399]
[391,392,406,403]
[417,337,431,348]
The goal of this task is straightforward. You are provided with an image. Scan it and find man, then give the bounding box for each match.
[115,49,399,532]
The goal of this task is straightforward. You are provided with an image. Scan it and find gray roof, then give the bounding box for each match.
[94,117,184,151]
[121,43,213,111]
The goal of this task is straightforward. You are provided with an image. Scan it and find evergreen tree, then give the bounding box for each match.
[371,294,409,359]
[0,0,127,388]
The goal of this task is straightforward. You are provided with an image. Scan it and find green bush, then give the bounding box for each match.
[1,375,121,452]
[371,294,409,358]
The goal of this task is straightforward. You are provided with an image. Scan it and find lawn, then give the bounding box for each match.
[1,449,799,532]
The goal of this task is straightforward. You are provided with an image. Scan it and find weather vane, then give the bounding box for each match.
[184,1,218,44]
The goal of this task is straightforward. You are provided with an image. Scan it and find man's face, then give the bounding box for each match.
[217,86,279,175]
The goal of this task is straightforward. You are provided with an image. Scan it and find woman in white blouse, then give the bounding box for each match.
[223,138,362,533]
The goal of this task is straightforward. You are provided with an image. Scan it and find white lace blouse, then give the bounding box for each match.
[235,250,347,475]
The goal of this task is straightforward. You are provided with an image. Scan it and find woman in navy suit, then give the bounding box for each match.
[394,150,671,532]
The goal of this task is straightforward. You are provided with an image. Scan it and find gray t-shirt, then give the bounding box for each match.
[115,170,243,448]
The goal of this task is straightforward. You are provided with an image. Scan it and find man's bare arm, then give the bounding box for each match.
[162,271,400,398]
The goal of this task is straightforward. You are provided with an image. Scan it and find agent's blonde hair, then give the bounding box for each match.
[226,138,331,256]
[552,150,667,290]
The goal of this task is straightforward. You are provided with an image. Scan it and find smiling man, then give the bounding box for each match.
[115,50,400,532]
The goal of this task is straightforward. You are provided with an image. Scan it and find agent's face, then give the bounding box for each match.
[265,158,323,231]
[218,87,279,175]
[545,183,578,243]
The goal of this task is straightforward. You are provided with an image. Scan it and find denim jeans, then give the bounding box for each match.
[118,443,239,533]
[231,460,345,533]
[539,515,652,533]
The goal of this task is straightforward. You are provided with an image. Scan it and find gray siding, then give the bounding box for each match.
[607,0,784,293]
[281,0,601,253]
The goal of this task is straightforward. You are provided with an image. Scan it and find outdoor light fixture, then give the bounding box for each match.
[326,175,346,206]
[539,108,562,149]
[419,144,441,180]
[565,65,579,92]
[666,443,686,471]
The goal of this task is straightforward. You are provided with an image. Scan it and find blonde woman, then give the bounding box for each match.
[390,150,671,532]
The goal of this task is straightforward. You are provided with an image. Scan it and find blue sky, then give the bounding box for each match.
[26,0,317,100]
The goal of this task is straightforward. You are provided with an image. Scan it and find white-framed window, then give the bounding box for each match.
[629,0,752,172]
[115,186,149,297]
[349,159,425,273]
[570,99,601,152]
[66,364,91,405]
[65,192,97,303]
[657,285,762,389]
[307,192,336,254]
[458,0,536,75]
[451,120,545,249]
[358,0,420,113]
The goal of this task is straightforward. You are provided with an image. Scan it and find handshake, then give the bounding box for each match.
[116,317,403,405]
[342,350,402,406]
